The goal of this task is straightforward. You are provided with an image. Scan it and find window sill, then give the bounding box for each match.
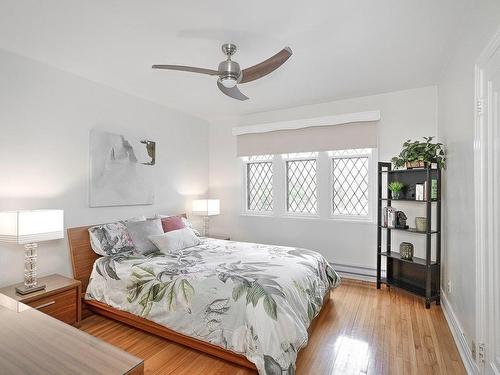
[240,211,275,218]
[239,212,376,224]
[328,215,375,224]
[280,213,320,220]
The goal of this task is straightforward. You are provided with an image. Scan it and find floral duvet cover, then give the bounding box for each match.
[86,238,340,374]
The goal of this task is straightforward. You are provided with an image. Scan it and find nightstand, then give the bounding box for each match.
[209,234,231,240]
[0,274,81,326]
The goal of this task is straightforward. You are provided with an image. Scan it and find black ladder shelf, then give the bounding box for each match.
[377,162,442,309]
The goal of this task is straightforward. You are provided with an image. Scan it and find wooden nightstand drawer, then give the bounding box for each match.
[0,274,81,326]
[27,288,77,325]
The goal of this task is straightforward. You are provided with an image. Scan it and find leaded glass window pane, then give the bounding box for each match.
[287,159,317,214]
[332,156,369,216]
[247,162,273,211]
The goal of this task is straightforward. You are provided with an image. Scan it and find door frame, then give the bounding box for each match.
[474,26,500,375]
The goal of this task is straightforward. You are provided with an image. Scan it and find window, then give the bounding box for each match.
[241,149,374,221]
[244,155,273,212]
[330,149,371,217]
[284,153,318,214]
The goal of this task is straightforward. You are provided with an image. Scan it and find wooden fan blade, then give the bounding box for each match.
[239,47,292,84]
[217,81,249,101]
[152,65,220,76]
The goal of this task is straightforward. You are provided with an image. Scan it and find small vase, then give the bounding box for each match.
[400,242,414,260]
[415,217,427,232]
[391,191,401,200]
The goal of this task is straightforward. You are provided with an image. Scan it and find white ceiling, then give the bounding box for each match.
[0,0,470,120]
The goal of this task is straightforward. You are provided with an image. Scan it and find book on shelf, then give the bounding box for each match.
[415,183,424,201]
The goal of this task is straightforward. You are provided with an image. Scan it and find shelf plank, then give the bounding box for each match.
[379,251,438,266]
[378,226,439,234]
[379,169,439,174]
[379,198,439,202]
[380,277,439,299]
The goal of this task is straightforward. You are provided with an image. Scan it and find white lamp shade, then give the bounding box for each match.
[0,210,64,244]
[192,199,220,216]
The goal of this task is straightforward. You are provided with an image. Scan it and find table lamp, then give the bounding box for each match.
[192,199,220,236]
[0,210,64,295]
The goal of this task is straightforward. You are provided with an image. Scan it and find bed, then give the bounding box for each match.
[67,223,340,374]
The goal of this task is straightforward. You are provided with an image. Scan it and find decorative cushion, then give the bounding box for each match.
[88,222,135,256]
[125,219,164,255]
[181,217,201,237]
[149,227,201,254]
[161,216,186,232]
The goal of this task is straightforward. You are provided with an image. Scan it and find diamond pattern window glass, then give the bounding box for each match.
[247,162,273,211]
[332,155,369,216]
[286,159,317,214]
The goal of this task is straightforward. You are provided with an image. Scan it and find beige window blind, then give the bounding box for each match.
[236,121,378,157]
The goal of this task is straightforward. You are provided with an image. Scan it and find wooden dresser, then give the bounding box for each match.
[0,274,81,325]
[0,292,144,374]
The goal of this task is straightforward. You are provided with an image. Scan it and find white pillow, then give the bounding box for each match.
[126,215,146,222]
[154,213,173,219]
[181,217,201,237]
[149,227,201,253]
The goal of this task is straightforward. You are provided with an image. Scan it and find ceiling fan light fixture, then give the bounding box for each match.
[152,44,293,101]
[219,76,238,88]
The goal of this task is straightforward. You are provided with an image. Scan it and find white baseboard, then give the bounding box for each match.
[440,289,479,375]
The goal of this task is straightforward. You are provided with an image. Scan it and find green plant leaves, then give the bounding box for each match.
[263,295,278,320]
[165,282,176,312]
[388,181,404,192]
[232,283,248,301]
[392,136,446,169]
[126,263,196,317]
[264,355,295,375]
[178,279,195,312]
[247,282,266,307]
[231,279,282,320]
[264,355,282,375]
[307,302,315,321]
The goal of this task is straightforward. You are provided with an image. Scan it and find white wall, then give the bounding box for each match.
[437,0,500,356]
[208,86,438,272]
[0,49,209,287]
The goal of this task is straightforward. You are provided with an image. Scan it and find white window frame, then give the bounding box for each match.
[240,150,377,223]
[241,155,275,216]
[282,153,320,218]
[329,149,376,223]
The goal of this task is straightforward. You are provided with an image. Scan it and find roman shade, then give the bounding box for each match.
[235,117,379,157]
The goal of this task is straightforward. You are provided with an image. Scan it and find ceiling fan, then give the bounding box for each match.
[152,43,292,101]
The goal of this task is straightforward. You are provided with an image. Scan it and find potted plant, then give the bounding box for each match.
[388,181,404,199]
[391,136,446,169]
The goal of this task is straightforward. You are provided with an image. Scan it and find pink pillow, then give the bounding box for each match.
[161,216,186,233]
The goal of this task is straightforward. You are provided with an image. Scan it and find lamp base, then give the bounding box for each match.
[15,284,46,295]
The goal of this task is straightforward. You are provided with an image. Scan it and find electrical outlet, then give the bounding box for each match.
[447,280,452,294]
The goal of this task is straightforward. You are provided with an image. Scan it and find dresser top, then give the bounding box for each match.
[0,294,143,375]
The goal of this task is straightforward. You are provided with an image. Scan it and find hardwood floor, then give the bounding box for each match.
[79,279,466,374]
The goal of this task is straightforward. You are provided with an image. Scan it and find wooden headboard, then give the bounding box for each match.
[67,225,99,296]
[67,214,187,296]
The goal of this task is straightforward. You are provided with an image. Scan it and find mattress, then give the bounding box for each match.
[86,238,340,374]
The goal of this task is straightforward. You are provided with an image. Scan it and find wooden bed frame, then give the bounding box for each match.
[67,222,331,370]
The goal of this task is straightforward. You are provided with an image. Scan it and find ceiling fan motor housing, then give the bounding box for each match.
[218,59,241,86]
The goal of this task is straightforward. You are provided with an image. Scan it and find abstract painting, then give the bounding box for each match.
[90,129,156,207]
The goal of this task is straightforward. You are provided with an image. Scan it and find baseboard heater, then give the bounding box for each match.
[330,262,384,281]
